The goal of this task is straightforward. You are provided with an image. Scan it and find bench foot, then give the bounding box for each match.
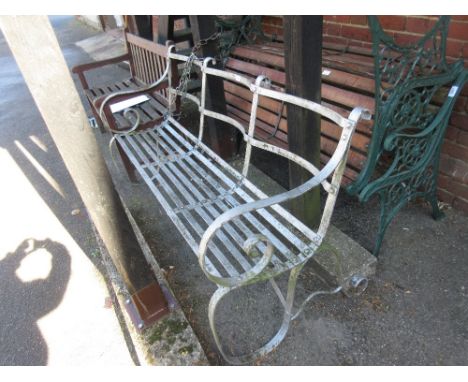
[208,265,305,365]
[428,194,445,221]
[208,263,350,365]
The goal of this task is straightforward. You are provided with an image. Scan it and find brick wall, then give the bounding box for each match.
[262,16,468,213]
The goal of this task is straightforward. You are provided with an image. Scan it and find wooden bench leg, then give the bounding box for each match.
[90,106,107,134]
[115,139,140,183]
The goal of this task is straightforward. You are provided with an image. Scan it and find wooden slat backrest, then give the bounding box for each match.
[125,32,169,99]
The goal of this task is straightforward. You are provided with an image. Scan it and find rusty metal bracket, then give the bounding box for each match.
[124,281,171,331]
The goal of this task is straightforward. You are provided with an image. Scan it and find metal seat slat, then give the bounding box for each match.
[126,134,242,277]
[137,132,254,273]
[161,121,316,262]
[148,128,296,268]
[115,136,221,278]
[123,134,240,277]
[144,130,292,269]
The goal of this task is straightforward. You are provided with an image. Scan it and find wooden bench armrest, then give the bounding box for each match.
[71,53,130,74]
[71,53,131,89]
[97,69,170,133]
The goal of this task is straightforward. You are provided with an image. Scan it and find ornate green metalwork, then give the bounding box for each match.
[346,16,468,256]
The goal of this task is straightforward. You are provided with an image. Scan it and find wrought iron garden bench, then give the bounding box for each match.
[91,43,371,364]
[223,16,468,256]
[346,16,468,255]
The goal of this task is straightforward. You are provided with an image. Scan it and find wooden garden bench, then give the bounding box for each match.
[72,32,177,134]
[86,42,371,364]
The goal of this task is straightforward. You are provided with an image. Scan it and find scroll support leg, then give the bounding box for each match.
[208,264,305,365]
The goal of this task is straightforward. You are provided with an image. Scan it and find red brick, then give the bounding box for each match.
[450,112,468,131]
[393,32,421,46]
[448,21,468,41]
[454,96,466,112]
[361,41,373,50]
[450,181,468,201]
[462,44,468,59]
[453,160,468,185]
[323,35,349,45]
[438,172,468,203]
[262,16,283,27]
[379,16,407,31]
[442,140,468,162]
[325,16,351,24]
[458,130,468,146]
[263,25,283,38]
[406,17,437,35]
[445,126,460,141]
[437,174,451,190]
[174,19,185,30]
[451,16,468,22]
[439,153,457,176]
[341,25,371,42]
[442,158,468,185]
[453,196,468,213]
[460,82,468,97]
[349,16,368,26]
[324,22,341,37]
[446,39,464,58]
[437,188,454,204]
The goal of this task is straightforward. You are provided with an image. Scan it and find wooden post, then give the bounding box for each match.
[189,15,239,159]
[0,16,168,324]
[284,16,323,229]
[157,15,173,44]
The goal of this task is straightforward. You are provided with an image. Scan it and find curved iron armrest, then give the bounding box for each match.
[384,65,468,151]
[384,68,468,149]
[359,69,468,202]
[97,64,171,134]
[198,107,371,289]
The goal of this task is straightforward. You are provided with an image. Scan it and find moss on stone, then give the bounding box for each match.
[147,318,189,346]
[178,345,194,355]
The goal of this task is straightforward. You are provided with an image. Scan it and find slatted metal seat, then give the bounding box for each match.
[93,44,371,364]
[117,118,326,284]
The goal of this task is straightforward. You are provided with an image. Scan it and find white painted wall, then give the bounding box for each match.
[77,15,124,30]
[77,15,102,30]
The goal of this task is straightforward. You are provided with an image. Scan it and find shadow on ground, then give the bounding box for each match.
[0,16,126,270]
[0,238,71,365]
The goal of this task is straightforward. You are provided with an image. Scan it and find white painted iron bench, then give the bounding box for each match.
[97,44,372,364]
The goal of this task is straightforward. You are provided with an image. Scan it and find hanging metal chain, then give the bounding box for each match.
[166,16,268,120]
